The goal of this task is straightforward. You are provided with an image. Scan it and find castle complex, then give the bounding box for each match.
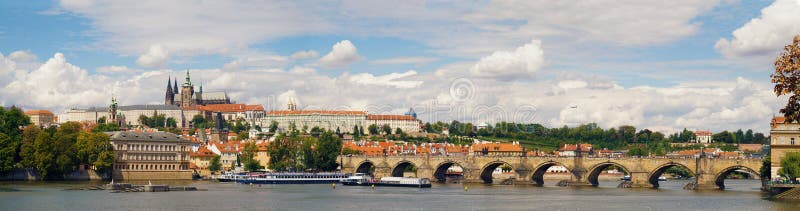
[165,70,231,108]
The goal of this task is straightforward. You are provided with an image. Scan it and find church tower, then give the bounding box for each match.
[165,77,174,105]
[173,77,179,95]
[180,70,195,108]
[196,80,204,105]
[287,97,297,111]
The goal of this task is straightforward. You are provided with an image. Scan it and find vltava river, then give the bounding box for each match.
[1,179,797,210]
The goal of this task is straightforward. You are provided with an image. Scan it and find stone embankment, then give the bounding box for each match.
[0,168,108,181]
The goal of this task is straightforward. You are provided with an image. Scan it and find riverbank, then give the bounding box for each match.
[0,168,107,181]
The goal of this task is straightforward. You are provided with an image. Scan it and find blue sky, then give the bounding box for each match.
[1,0,798,133]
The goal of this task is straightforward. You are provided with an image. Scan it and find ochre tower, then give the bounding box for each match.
[180,70,195,108]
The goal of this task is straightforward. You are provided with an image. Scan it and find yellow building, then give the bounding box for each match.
[255,141,270,168]
[770,116,800,179]
[24,110,54,127]
[190,146,216,176]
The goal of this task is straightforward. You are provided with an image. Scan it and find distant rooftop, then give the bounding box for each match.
[107,131,187,142]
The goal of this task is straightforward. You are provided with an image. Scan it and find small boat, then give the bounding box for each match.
[658,176,667,181]
[620,175,631,181]
[213,172,249,182]
[341,173,432,188]
[237,172,350,184]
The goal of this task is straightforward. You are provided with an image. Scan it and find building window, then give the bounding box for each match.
[793,138,796,145]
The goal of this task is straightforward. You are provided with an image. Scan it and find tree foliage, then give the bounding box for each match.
[268,130,342,172]
[209,155,222,172]
[772,35,800,122]
[241,142,263,172]
[779,152,800,182]
[0,133,17,174]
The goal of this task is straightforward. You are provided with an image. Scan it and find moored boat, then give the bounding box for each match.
[620,175,631,181]
[237,172,350,184]
[341,173,432,188]
[213,172,250,182]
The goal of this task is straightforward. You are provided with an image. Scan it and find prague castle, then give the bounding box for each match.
[165,70,231,108]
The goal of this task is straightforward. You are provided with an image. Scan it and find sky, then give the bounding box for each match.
[1,0,799,133]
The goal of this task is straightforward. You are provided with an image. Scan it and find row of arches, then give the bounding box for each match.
[353,160,759,189]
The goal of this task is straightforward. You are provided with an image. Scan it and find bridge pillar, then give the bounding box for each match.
[628,172,653,188]
[691,157,720,190]
[416,166,434,179]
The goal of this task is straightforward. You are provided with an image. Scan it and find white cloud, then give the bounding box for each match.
[317,40,360,68]
[290,50,319,60]
[289,66,316,74]
[8,50,38,63]
[56,0,329,56]
[2,53,110,109]
[349,70,423,89]
[0,51,783,134]
[371,57,437,65]
[222,54,289,71]
[715,0,800,58]
[136,44,170,68]
[469,39,545,80]
[96,65,141,74]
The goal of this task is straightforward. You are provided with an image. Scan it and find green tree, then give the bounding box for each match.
[0,106,31,142]
[209,155,222,172]
[779,152,800,182]
[316,131,342,171]
[97,116,107,124]
[761,156,771,180]
[269,121,279,133]
[91,123,120,132]
[368,124,379,135]
[33,130,56,178]
[0,132,17,174]
[18,125,40,168]
[241,142,263,172]
[382,124,392,135]
[166,117,178,128]
[74,131,114,174]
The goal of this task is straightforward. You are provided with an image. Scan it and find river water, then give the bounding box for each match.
[1,179,797,210]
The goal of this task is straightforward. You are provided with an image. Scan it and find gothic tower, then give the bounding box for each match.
[165,77,174,105]
[180,70,195,108]
[173,77,179,95]
[196,80,204,105]
[287,97,297,111]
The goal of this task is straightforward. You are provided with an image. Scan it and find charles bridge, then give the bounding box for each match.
[338,154,762,190]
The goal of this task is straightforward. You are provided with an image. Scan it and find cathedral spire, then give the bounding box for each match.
[165,77,173,105]
[183,69,192,86]
[173,77,178,93]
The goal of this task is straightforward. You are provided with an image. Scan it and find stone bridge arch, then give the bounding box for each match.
[433,160,467,182]
[479,161,515,184]
[531,161,573,186]
[585,162,630,186]
[356,160,376,175]
[647,161,696,188]
[713,165,760,190]
[390,160,420,177]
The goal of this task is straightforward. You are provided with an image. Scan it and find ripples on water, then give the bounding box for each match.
[1,179,798,210]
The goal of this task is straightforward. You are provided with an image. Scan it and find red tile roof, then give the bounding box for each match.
[197,104,264,112]
[24,110,53,115]
[366,114,415,120]
[267,110,367,115]
[190,147,216,157]
[694,130,712,136]
[559,144,593,152]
